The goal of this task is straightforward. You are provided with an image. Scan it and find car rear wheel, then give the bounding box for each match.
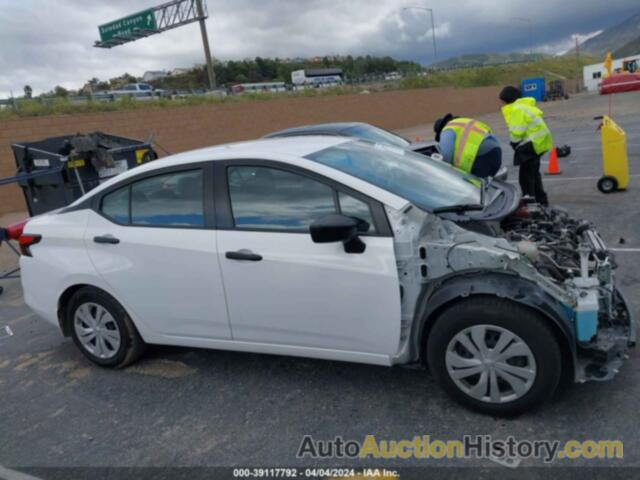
[67,287,145,368]
[427,297,562,416]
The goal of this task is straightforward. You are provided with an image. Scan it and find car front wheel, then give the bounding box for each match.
[67,287,146,368]
[427,297,562,416]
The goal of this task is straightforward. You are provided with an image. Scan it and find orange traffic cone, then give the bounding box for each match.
[546,147,561,175]
[415,135,423,142]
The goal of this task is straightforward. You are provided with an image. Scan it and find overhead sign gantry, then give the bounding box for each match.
[94,0,216,89]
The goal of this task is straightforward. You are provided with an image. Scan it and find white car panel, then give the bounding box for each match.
[130,335,393,366]
[20,210,94,327]
[83,211,232,340]
[217,230,401,356]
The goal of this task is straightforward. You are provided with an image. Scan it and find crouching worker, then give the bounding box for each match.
[434,114,502,178]
[499,86,553,206]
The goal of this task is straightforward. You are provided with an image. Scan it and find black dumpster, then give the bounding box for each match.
[10,132,158,216]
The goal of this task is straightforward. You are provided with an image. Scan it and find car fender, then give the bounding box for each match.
[55,274,155,342]
[411,270,576,368]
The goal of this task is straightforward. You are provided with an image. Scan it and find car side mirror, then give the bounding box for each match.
[310,214,366,254]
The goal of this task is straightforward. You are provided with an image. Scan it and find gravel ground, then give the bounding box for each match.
[1,90,640,477]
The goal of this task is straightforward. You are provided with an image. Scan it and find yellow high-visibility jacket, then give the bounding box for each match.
[442,117,492,173]
[501,97,553,155]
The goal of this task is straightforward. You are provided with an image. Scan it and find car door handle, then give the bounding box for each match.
[94,235,120,245]
[225,250,262,261]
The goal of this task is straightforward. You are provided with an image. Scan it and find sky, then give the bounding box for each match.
[0,0,638,97]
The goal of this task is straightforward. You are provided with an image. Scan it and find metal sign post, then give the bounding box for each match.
[94,0,216,90]
[196,0,216,90]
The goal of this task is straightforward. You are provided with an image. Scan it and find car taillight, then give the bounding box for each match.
[6,218,29,240]
[18,234,41,257]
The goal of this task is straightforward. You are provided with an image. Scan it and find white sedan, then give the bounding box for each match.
[18,136,634,416]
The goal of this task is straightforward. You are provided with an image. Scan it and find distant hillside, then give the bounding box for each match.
[571,12,640,58]
[613,36,640,57]
[431,52,550,69]
[402,55,597,90]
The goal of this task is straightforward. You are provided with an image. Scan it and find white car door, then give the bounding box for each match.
[215,162,401,358]
[84,165,232,340]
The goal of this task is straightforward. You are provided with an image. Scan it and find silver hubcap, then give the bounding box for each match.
[73,302,121,359]
[445,325,537,404]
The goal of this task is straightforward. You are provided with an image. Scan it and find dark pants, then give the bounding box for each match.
[470,147,502,178]
[518,155,548,205]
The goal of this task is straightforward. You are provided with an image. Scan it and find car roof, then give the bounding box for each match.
[75,136,351,196]
[264,122,365,138]
[66,135,409,211]
[164,135,351,165]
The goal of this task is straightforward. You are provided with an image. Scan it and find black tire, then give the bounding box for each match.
[66,287,146,368]
[426,296,562,416]
[597,176,618,194]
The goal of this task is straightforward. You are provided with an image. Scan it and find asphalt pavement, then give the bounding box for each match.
[1,91,640,475]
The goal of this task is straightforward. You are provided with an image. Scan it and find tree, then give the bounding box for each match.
[54,85,69,97]
[234,73,248,84]
[109,73,137,89]
[23,85,33,99]
[62,55,424,92]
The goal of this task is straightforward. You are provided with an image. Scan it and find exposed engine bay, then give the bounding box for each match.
[502,203,611,284]
[388,201,636,383]
[501,202,635,381]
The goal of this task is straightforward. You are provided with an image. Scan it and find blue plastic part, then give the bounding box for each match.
[521,77,546,102]
[575,310,598,342]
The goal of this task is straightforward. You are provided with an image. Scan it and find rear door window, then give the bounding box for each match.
[100,169,205,227]
[101,186,130,224]
[131,170,204,227]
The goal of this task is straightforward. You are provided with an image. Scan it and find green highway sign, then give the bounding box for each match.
[99,9,157,43]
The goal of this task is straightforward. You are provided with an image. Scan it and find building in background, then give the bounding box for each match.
[142,70,168,82]
[583,54,640,91]
[170,68,191,76]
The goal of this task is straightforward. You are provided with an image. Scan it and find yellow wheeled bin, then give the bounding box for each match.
[598,115,629,193]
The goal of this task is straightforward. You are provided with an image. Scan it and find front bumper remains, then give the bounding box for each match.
[575,288,636,383]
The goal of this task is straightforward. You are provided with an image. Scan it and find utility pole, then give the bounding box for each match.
[428,8,437,61]
[403,7,437,62]
[196,0,216,90]
[575,35,581,92]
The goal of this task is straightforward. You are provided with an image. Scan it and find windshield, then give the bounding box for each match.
[343,124,411,148]
[306,141,481,210]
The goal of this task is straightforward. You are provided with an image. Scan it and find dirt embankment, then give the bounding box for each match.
[0,86,502,215]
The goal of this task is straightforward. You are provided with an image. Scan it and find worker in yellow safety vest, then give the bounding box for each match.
[499,86,553,205]
[433,114,502,178]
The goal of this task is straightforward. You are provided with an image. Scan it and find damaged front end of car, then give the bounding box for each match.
[501,202,636,381]
[388,201,636,383]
